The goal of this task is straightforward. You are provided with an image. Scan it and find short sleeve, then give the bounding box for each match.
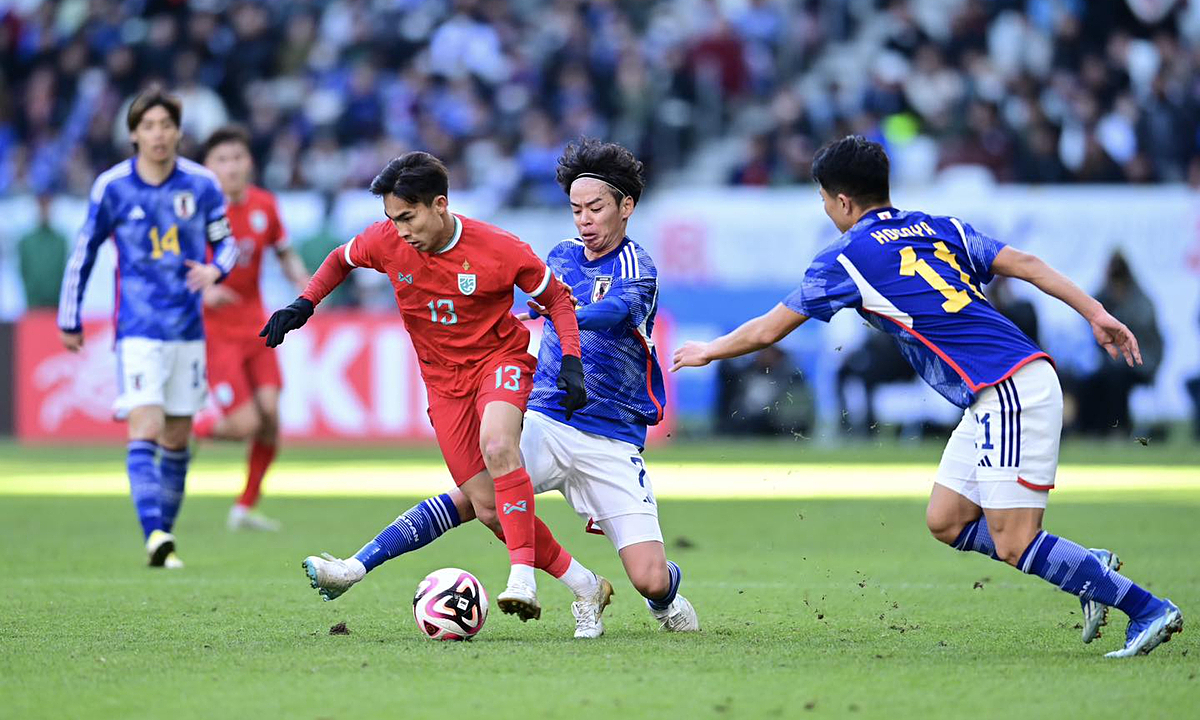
[782,245,862,322]
[951,218,1006,284]
[513,240,552,296]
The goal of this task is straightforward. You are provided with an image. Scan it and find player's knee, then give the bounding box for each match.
[256,407,278,438]
[480,437,519,473]
[925,507,964,546]
[629,560,671,600]
[475,507,503,537]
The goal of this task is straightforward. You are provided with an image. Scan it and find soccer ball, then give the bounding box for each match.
[412,567,489,641]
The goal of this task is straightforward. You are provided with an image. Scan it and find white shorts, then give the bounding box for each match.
[934,358,1061,509]
[521,410,663,550]
[114,338,208,418]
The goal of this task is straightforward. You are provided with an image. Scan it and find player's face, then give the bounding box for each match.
[383,193,451,253]
[130,105,180,164]
[569,178,633,257]
[205,141,253,199]
[819,186,854,233]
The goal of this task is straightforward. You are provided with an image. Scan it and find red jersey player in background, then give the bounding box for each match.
[195,126,310,532]
[262,152,597,622]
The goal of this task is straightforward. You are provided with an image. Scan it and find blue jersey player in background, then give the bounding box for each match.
[295,140,697,639]
[673,136,1180,658]
[57,87,236,569]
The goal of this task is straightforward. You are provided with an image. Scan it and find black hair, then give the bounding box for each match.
[127,85,182,133]
[810,135,890,206]
[370,152,449,205]
[556,138,645,205]
[201,124,252,162]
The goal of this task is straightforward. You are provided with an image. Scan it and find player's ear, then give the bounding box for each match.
[620,195,635,220]
[432,195,449,213]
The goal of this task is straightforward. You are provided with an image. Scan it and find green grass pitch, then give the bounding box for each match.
[1,440,1197,719]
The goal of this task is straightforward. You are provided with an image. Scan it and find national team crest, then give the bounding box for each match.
[173,191,196,219]
[458,273,477,295]
[591,275,613,303]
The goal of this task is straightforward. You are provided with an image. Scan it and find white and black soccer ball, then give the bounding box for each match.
[412,567,489,641]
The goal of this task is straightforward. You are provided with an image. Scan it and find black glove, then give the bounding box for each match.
[556,354,587,420]
[260,297,314,348]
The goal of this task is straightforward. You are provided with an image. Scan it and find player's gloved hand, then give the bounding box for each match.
[260,297,314,348]
[556,354,587,420]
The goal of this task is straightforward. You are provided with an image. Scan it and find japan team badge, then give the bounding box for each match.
[458,273,477,295]
[173,191,196,219]
[591,275,613,302]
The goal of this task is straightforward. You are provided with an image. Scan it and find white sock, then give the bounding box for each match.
[557,558,599,599]
[508,563,536,589]
[346,557,367,580]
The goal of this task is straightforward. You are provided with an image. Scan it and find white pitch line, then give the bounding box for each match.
[1,464,1196,499]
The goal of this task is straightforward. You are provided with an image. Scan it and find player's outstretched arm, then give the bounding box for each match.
[671,303,807,372]
[990,246,1142,367]
[276,246,312,290]
[261,245,353,347]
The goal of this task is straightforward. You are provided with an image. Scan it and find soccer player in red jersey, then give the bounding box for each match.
[263,152,591,620]
[196,126,310,532]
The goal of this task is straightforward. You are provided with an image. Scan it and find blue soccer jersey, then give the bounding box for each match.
[785,208,1048,408]
[58,157,236,341]
[528,237,666,448]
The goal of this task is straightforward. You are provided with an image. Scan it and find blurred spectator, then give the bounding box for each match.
[1077,252,1163,435]
[835,332,916,435]
[17,194,68,309]
[1,0,1199,200]
[987,276,1039,346]
[715,346,812,437]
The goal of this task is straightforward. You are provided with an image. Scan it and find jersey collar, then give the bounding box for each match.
[436,214,463,254]
[129,157,180,188]
[580,236,629,267]
[859,207,900,227]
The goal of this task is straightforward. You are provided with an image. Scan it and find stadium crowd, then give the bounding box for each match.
[3,0,1200,203]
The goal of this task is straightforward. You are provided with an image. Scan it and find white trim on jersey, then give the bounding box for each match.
[176,157,222,185]
[948,218,980,275]
[89,161,132,203]
[436,215,463,254]
[530,266,552,297]
[836,253,914,328]
[58,233,95,329]
[343,238,357,267]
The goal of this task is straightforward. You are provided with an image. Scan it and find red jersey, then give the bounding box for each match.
[303,213,581,397]
[205,185,287,338]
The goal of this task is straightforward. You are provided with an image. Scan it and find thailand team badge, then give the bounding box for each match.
[591,275,613,302]
[458,273,477,295]
[173,191,196,220]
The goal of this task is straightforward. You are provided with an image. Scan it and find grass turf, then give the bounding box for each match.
[1,485,1197,719]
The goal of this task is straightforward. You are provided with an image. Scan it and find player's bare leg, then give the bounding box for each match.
[227,387,282,531]
[925,483,983,546]
[620,540,697,632]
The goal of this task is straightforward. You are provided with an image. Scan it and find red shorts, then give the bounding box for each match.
[206,332,282,412]
[427,355,537,486]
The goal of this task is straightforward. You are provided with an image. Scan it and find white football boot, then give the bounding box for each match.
[302,553,365,601]
[649,594,700,632]
[497,567,542,621]
[1081,549,1121,643]
[146,530,176,567]
[572,576,615,639]
[163,552,185,569]
[227,504,282,532]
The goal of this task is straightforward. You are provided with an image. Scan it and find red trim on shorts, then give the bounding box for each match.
[584,518,606,535]
[861,309,1051,393]
[1017,477,1054,491]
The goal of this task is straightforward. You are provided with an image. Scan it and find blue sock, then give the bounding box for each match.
[952,517,1000,560]
[1019,531,1158,619]
[354,494,461,572]
[159,446,190,533]
[647,560,682,611]
[127,440,163,539]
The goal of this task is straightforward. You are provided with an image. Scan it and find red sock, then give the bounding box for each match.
[491,468,536,567]
[237,440,276,508]
[534,516,572,578]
